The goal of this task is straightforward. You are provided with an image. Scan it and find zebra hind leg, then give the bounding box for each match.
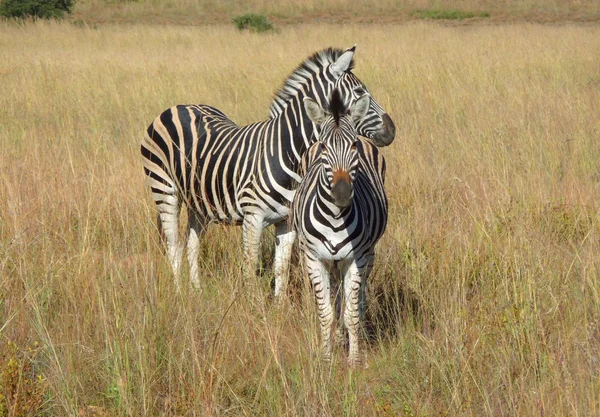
[156,192,185,291]
[187,208,208,291]
[242,214,265,279]
[359,253,375,339]
[332,266,346,346]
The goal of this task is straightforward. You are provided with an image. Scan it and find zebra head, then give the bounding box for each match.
[303,89,370,209]
[270,45,395,147]
[327,45,395,147]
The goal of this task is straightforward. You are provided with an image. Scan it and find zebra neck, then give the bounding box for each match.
[275,92,318,159]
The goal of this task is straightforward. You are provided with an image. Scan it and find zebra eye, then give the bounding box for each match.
[354,87,365,96]
[350,143,358,151]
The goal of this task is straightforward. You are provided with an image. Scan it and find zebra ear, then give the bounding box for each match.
[350,93,371,124]
[330,45,356,78]
[303,97,328,125]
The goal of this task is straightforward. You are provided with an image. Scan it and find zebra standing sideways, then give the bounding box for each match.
[141,46,395,293]
[292,89,388,367]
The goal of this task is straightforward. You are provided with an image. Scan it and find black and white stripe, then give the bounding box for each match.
[141,46,395,292]
[292,89,388,366]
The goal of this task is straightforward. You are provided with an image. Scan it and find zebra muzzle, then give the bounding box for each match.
[371,113,396,147]
[331,175,353,209]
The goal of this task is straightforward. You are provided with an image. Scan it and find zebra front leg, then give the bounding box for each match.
[157,193,184,291]
[187,208,207,291]
[273,221,296,299]
[242,214,265,278]
[342,259,366,367]
[305,254,333,361]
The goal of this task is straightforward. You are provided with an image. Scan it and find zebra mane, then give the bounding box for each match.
[269,48,355,118]
[328,89,348,126]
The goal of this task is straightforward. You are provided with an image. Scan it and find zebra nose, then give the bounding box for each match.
[331,178,353,208]
[371,113,396,147]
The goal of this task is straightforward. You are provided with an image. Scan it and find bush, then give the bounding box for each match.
[413,8,490,20]
[0,0,75,19]
[232,13,275,33]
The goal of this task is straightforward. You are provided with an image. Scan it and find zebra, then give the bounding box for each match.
[141,46,395,293]
[292,88,388,367]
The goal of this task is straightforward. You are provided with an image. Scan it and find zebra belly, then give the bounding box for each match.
[238,182,295,226]
[260,201,291,224]
[189,173,294,226]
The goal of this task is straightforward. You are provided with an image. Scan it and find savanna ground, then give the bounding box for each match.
[1,1,600,415]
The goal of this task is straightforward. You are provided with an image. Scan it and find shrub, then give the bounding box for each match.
[413,8,490,20]
[0,0,75,19]
[232,13,275,33]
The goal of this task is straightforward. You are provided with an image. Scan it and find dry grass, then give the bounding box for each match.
[1,20,600,416]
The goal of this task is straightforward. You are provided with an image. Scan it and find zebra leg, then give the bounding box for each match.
[242,214,265,278]
[156,193,184,290]
[332,266,346,345]
[342,259,366,367]
[273,221,296,299]
[359,252,375,330]
[305,254,333,361]
[156,213,165,249]
[187,208,207,291]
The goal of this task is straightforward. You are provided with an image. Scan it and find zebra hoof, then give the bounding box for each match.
[321,348,333,364]
[334,326,346,346]
[347,355,367,369]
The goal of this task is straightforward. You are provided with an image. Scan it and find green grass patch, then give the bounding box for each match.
[413,8,490,20]
[232,13,275,33]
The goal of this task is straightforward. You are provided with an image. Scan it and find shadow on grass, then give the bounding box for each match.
[364,275,433,345]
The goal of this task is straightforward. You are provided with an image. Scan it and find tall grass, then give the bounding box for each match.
[1,20,599,415]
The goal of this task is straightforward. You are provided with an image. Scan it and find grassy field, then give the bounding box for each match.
[70,0,600,25]
[1,18,600,416]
